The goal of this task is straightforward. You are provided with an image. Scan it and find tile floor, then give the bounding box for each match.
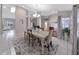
[0,30,72,55]
[0,30,16,55]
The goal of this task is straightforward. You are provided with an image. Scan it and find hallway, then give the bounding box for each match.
[0,4,77,55]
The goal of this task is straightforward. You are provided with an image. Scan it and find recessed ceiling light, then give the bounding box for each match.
[11,7,16,13]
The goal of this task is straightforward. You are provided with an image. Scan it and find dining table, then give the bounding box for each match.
[32,30,49,54]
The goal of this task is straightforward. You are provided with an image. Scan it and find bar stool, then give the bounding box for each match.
[27,29,32,46]
[24,31,28,43]
[43,36,49,54]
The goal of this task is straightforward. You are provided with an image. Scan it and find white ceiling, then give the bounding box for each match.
[2,4,73,18]
[17,4,73,16]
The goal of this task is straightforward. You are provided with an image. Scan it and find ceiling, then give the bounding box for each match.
[17,4,73,16]
[2,4,73,18]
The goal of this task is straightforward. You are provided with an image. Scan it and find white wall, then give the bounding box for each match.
[48,11,72,27]
[27,15,31,29]
[0,5,2,34]
[15,7,28,38]
[58,11,72,18]
[77,9,79,37]
[37,16,41,27]
[41,17,45,28]
[48,14,58,28]
[41,16,48,30]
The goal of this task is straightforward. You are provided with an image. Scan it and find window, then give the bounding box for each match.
[61,17,70,29]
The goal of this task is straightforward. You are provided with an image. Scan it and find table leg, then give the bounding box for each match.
[41,39,44,55]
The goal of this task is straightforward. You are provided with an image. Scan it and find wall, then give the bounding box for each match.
[41,16,45,28]
[48,11,72,27]
[77,9,79,37]
[0,5,2,34]
[49,14,58,23]
[15,7,28,38]
[41,16,49,30]
[58,11,72,18]
[37,16,41,27]
[48,14,58,29]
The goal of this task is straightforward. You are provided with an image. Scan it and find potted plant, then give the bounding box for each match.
[62,28,70,40]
